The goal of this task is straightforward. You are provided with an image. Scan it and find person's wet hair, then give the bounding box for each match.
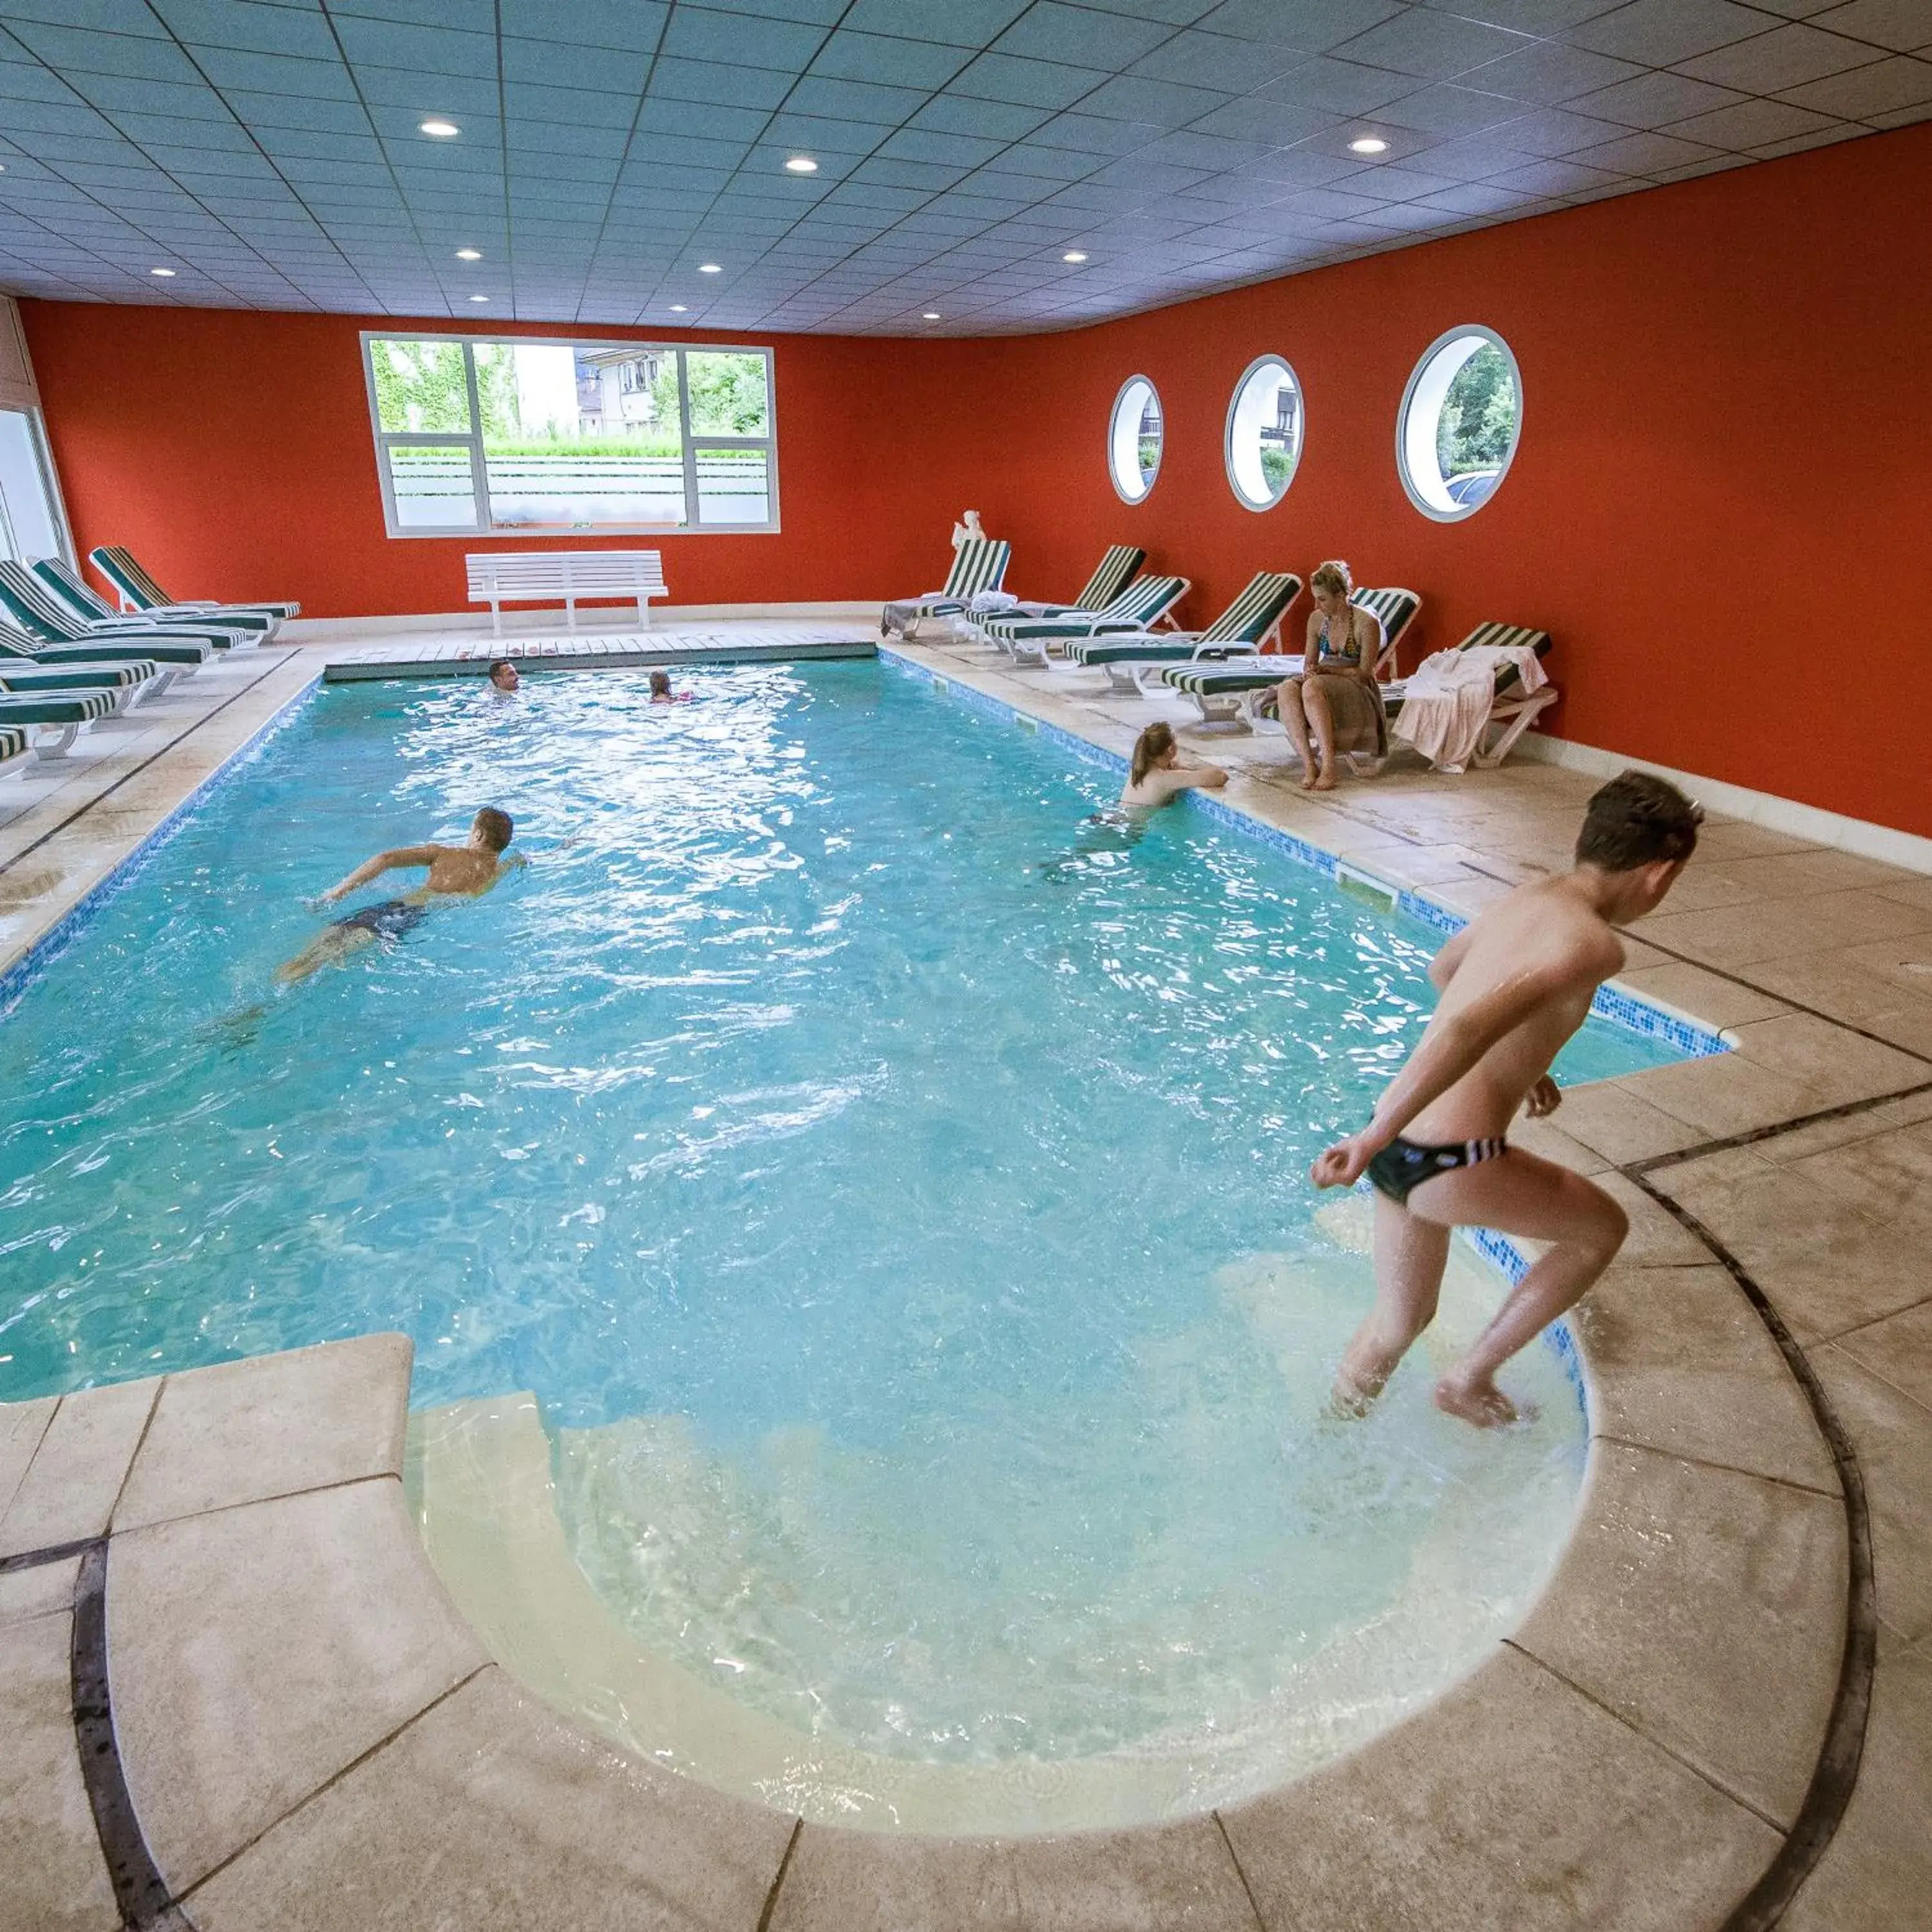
[1575,771,1702,872]
[472,806,514,852]
[488,659,516,687]
[1130,721,1176,788]
[649,668,672,696]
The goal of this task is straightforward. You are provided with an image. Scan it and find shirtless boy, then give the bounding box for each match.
[1312,771,1702,1426]
[277,806,520,982]
[1120,721,1227,808]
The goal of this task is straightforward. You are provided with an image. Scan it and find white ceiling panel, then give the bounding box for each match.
[0,0,1921,332]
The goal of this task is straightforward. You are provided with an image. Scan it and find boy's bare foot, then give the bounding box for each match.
[1329,1367,1379,1418]
[1311,773,1338,791]
[1434,1372,1522,1428]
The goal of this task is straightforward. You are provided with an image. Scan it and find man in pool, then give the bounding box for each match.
[1311,771,1702,1428]
[276,806,521,983]
[488,660,520,694]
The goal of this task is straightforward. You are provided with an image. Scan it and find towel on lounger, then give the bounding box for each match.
[1388,645,1549,773]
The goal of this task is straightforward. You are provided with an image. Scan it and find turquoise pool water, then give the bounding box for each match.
[0,661,1686,1824]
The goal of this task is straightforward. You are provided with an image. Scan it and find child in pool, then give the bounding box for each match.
[1119,722,1227,808]
[649,669,691,704]
[1311,772,1701,1428]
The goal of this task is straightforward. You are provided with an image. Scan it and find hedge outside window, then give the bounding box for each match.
[361,334,777,537]
[1108,375,1162,503]
[1396,326,1520,522]
[1225,355,1302,511]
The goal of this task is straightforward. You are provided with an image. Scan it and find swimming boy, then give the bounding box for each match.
[277,806,520,983]
[1311,771,1701,1427]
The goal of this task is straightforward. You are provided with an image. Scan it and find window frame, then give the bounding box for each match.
[1224,353,1303,513]
[358,331,780,540]
[1107,374,1162,505]
[1394,324,1522,524]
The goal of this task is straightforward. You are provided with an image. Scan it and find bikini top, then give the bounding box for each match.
[1316,611,1365,668]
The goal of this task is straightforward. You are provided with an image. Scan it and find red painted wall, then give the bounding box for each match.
[23,121,1932,838]
[21,307,1007,619]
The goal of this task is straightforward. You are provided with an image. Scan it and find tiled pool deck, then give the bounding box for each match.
[4,623,1931,1929]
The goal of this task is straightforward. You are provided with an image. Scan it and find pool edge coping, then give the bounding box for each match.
[0,639,1878,1931]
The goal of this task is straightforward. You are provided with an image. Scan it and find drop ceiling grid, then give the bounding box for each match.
[0,0,1924,333]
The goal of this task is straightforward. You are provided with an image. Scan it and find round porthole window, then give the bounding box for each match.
[1108,375,1162,503]
[1396,326,1521,521]
[1225,354,1302,511]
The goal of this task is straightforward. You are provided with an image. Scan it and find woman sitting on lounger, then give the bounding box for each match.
[1121,721,1227,808]
[1273,560,1387,792]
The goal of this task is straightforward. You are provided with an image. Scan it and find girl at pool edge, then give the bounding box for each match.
[1120,722,1227,808]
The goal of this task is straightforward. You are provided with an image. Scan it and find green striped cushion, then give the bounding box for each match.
[33,557,117,621]
[92,546,171,607]
[0,687,117,724]
[1071,544,1144,612]
[1350,587,1420,652]
[1159,663,1285,696]
[1067,637,1235,667]
[939,538,1010,601]
[0,561,91,641]
[0,661,153,693]
[1200,571,1302,644]
[984,575,1184,642]
[1458,621,1549,655]
[0,724,26,762]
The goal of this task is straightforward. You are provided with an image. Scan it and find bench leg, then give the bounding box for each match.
[31,723,79,760]
[565,597,578,634]
[490,599,502,639]
[637,596,650,630]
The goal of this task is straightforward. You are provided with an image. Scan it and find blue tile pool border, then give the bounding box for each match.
[0,670,324,1023]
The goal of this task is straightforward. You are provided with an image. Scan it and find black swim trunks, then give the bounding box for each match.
[1367,1135,1508,1208]
[335,897,426,942]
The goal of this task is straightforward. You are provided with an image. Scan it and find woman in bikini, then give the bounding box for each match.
[1272,560,1386,791]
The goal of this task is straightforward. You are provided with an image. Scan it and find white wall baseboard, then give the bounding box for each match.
[281,601,882,641]
[1517,732,1932,878]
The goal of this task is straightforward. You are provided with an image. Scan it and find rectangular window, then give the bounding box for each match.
[360,334,777,539]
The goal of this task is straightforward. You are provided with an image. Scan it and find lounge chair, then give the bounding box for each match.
[0,723,28,777]
[881,538,1012,639]
[1159,586,1421,728]
[0,656,170,712]
[0,563,243,658]
[1065,571,1303,695]
[980,575,1190,668]
[0,686,118,758]
[32,556,264,649]
[1382,621,1555,770]
[88,545,298,636]
[0,614,212,676]
[1010,544,1146,620]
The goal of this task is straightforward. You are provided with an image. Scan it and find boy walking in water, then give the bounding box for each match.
[278,806,520,982]
[1312,772,1702,1426]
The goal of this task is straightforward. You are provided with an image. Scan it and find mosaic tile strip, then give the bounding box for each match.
[0,672,323,1021]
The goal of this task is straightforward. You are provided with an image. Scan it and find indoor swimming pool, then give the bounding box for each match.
[0,660,1700,1830]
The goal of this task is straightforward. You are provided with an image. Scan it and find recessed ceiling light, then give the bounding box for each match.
[455,247,482,261]
[1062,251,1088,263]
[784,155,818,173]
[419,119,460,138]
[1349,136,1388,155]
[468,293,488,303]
[922,311,940,320]
[670,304,688,312]
[149,266,176,277]
[698,262,722,274]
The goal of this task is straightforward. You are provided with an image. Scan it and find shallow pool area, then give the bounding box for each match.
[0,660,1700,1829]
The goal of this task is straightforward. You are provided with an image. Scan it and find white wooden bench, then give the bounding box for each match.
[466,550,667,636]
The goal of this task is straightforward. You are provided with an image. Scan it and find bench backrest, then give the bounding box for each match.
[466,551,668,598]
[1099,573,1187,626]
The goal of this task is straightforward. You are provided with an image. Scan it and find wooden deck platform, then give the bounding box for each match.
[321,625,877,683]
